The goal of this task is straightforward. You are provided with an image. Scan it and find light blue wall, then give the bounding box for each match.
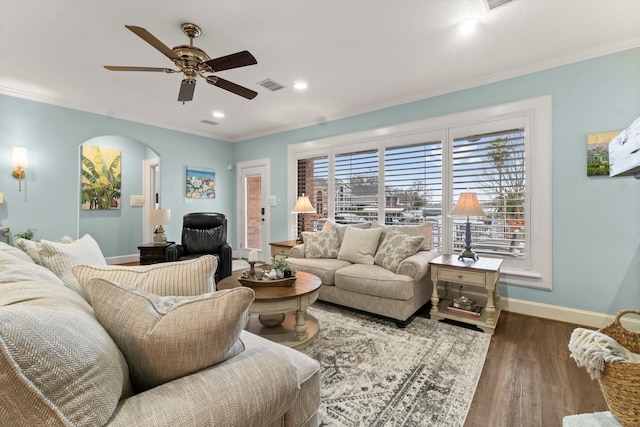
[1,48,638,315]
[0,96,235,257]
[235,48,640,316]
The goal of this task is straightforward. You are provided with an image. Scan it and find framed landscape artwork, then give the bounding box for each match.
[81,145,121,210]
[186,167,215,198]
[587,131,619,176]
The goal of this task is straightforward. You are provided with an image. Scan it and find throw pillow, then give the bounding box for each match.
[388,222,433,251]
[83,278,254,392]
[375,228,425,273]
[337,227,383,265]
[15,235,74,265]
[0,283,132,426]
[302,228,340,259]
[321,220,372,243]
[73,255,217,302]
[38,234,106,295]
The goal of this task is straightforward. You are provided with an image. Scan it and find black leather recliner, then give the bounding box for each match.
[166,212,232,282]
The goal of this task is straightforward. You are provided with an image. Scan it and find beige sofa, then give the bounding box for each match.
[288,221,438,327]
[0,237,320,427]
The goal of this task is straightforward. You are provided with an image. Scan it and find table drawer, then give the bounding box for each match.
[437,268,485,286]
[271,246,291,257]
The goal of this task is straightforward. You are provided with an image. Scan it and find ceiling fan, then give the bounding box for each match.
[104,23,258,103]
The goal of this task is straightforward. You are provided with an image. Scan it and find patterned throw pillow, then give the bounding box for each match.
[388,222,433,251]
[83,278,254,392]
[302,228,340,259]
[374,228,425,273]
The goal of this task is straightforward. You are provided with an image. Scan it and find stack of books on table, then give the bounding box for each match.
[447,302,484,317]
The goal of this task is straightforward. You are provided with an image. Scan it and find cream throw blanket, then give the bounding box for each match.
[569,328,640,380]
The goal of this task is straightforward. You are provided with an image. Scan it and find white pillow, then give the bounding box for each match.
[16,235,74,265]
[74,255,217,301]
[337,227,383,265]
[39,234,106,294]
[83,278,254,392]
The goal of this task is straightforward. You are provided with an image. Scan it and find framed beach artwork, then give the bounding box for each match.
[81,145,121,210]
[586,131,619,176]
[186,166,216,198]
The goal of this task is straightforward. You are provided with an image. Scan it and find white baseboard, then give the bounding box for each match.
[501,297,640,330]
[106,254,139,265]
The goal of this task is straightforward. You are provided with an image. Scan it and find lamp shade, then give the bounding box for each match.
[292,194,316,214]
[12,147,28,168]
[448,192,487,217]
[149,208,171,226]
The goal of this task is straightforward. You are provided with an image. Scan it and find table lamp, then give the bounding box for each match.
[448,192,487,262]
[149,208,171,243]
[292,193,315,242]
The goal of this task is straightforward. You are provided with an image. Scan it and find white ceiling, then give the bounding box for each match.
[2,0,639,142]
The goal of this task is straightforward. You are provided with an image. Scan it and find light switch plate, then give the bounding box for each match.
[268,195,277,207]
[130,195,145,207]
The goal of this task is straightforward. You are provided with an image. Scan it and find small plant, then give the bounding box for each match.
[15,228,36,240]
[271,257,291,272]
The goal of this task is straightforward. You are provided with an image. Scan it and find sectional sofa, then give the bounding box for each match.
[0,236,320,426]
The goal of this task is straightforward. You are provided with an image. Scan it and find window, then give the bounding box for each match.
[288,96,552,289]
[297,155,328,233]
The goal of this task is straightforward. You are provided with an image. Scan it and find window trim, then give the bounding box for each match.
[287,95,552,290]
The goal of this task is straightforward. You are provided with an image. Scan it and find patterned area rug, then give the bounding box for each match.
[303,303,491,427]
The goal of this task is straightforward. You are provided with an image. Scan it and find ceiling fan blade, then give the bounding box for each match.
[125,25,180,62]
[204,50,257,72]
[206,76,257,99]
[178,79,196,102]
[104,66,176,72]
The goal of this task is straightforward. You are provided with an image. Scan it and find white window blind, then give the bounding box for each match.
[452,128,526,259]
[334,149,378,222]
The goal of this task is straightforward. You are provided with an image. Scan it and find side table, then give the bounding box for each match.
[137,242,174,265]
[429,254,503,334]
[269,240,299,260]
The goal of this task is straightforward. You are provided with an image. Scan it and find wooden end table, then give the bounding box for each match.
[429,254,503,334]
[217,268,321,350]
[137,242,173,265]
[269,240,299,260]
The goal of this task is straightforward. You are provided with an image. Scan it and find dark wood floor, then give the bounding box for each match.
[454,311,609,427]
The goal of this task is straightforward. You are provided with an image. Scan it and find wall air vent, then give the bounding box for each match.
[200,119,218,126]
[484,0,514,10]
[257,78,286,92]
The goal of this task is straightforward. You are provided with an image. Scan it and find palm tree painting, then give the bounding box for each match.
[81,145,122,210]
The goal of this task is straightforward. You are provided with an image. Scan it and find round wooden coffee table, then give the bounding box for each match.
[217,268,321,350]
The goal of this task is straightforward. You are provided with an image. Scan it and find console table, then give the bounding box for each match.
[429,254,503,334]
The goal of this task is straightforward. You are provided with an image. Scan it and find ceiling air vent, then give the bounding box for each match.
[484,0,514,10]
[257,78,285,92]
[200,119,218,126]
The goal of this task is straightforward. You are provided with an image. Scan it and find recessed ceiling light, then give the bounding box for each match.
[458,18,479,35]
[212,111,225,118]
[294,81,308,90]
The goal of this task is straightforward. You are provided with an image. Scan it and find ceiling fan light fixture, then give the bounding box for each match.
[178,78,196,102]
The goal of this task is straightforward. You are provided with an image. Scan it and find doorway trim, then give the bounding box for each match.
[236,158,271,262]
[142,157,160,243]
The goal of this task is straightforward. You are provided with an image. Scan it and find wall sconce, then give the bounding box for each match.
[12,147,28,192]
[149,208,171,243]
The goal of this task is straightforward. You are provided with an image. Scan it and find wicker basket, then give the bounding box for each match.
[597,309,640,427]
